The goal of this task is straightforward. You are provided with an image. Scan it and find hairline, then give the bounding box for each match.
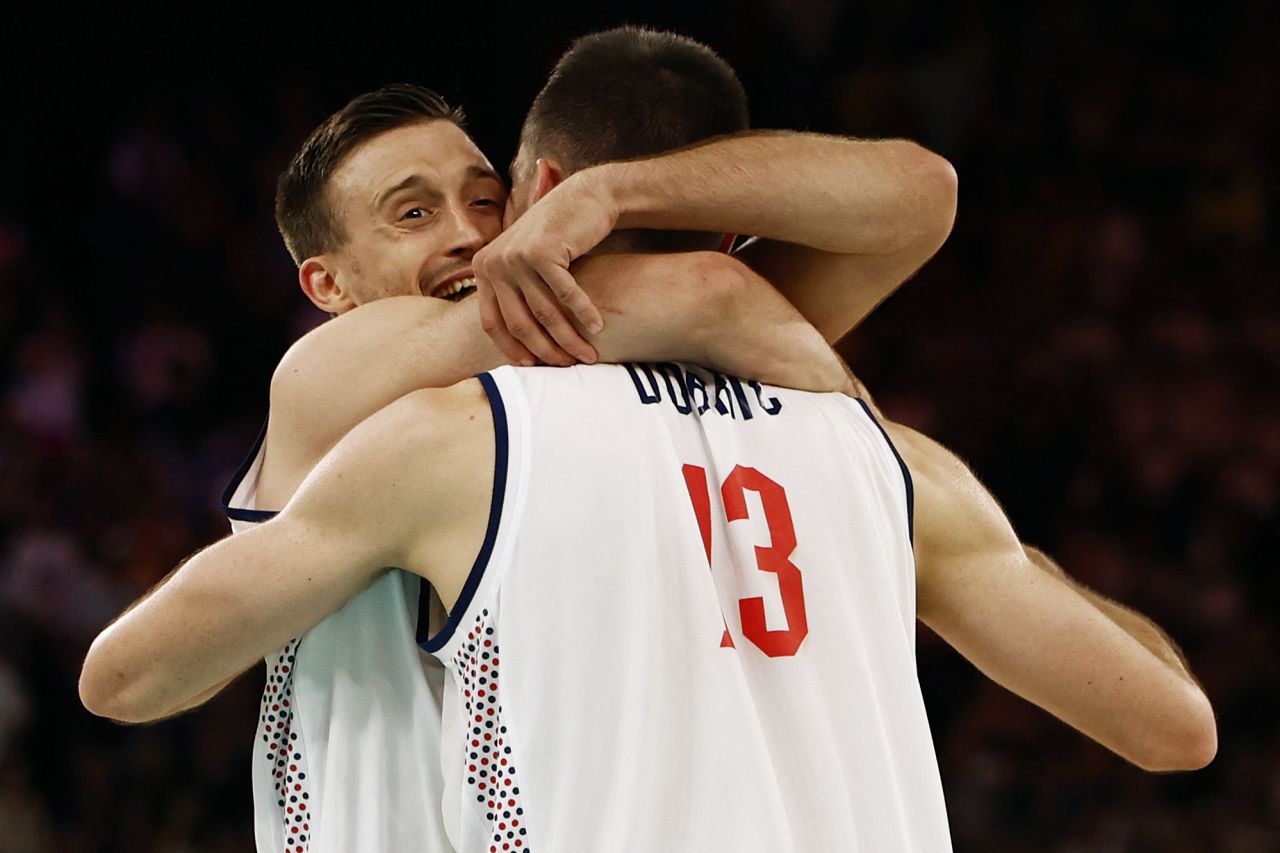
[314,115,468,259]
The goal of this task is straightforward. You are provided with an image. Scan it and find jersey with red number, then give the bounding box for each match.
[422,364,952,853]
[223,430,455,853]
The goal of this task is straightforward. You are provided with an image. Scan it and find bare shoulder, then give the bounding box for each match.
[259,299,469,505]
[364,380,496,607]
[293,378,494,532]
[400,376,490,412]
[880,419,1022,575]
[881,420,966,491]
[270,297,451,404]
[358,379,492,452]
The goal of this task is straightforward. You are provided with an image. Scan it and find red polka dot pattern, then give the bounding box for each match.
[259,638,312,852]
[454,608,530,852]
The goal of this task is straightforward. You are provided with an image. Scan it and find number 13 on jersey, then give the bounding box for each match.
[682,464,809,658]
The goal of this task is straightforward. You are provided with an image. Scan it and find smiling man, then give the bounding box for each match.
[219,80,866,853]
[81,29,966,853]
[280,104,501,311]
[81,26,1215,853]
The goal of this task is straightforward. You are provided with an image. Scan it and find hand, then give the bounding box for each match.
[473,169,617,366]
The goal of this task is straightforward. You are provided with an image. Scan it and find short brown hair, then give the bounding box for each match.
[275,83,465,264]
[520,27,749,176]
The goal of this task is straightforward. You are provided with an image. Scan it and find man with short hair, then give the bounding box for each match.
[84,27,960,850]
[82,26,1213,853]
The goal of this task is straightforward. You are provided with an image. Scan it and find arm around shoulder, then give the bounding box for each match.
[576,251,849,394]
[80,381,492,723]
[260,298,503,507]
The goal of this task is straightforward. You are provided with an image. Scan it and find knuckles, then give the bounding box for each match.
[530,304,563,326]
[506,319,535,337]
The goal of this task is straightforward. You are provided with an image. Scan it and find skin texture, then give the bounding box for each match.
[891,422,1218,772]
[260,252,847,508]
[476,131,958,364]
[297,120,506,313]
[259,121,873,509]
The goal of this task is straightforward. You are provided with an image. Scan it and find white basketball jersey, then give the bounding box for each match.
[223,429,455,853]
[422,364,953,852]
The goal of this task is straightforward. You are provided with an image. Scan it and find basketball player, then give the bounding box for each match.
[82,30,960,852]
[82,26,1218,850]
[77,357,1217,850]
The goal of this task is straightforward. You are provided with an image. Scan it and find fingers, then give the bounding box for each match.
[478,282,538,367]
[475,251,599,366]
[523,280,598,365]
[482,273,577,367]
[541,264,604,336]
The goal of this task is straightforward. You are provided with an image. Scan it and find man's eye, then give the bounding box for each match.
[472,198,501,208]
[400,207,430,221]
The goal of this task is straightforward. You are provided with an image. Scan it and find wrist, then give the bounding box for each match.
[578,160,642,230]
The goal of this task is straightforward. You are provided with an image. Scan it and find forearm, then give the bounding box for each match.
[591,131,956,255]
[80,520,376,723]
[906,426,1215,771]
[576,253,849,393]
[80,549,289,722]
[1024,546,1200,687]
[272,297,503,443]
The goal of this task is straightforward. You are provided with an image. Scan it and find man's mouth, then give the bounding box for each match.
[431,276,477,302]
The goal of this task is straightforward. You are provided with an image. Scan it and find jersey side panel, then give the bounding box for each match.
[223,427,454,853]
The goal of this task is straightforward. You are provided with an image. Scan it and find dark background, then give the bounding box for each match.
[2,1,1277,850]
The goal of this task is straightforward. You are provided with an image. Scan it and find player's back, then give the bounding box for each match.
[423,363,952,853]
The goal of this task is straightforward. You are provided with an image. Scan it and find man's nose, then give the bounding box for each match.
[445,205,487,257]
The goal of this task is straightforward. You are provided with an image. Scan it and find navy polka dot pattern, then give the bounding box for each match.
[454,608,530,852]
[260,638,312,852]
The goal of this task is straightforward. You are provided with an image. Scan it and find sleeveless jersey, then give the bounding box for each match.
[223,427,455,853]
[421,364,953,853]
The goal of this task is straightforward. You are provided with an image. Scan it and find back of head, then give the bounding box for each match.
[275,84,465,265]
[521,27,749,251]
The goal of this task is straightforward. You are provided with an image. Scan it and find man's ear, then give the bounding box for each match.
[299,257,356,315]
[531,158,566,205]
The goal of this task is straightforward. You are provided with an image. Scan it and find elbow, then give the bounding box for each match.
[79,643,160,725]
[902,142,959,254]
[1130,685,1219,773]
[78,667,127,723]
[924,152,959,249]
[687,251,752,317]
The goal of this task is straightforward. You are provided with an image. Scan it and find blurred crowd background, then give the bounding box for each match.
[2,1,1276,850]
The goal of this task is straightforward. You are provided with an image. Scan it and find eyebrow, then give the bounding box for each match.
[373,165,504,211]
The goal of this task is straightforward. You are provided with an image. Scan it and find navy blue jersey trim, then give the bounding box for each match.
[855,399,915,545]
[221,417,278,523]
[415,579,453,646]
[420,373,509,653]
[415,578,432,646]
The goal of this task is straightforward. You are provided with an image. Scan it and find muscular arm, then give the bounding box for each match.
[482,131,957,349]
[81,383,488,723]
[887,422,1217,772]
[607,131,958,342]
[1022,545,1202,688]
[261,252,846,507]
